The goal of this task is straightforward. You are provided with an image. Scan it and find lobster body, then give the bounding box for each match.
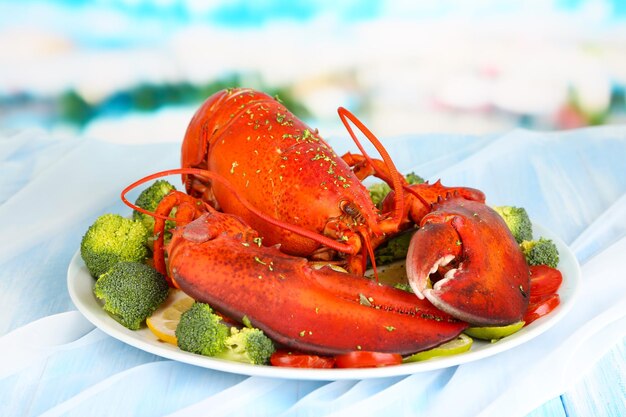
[167,207,467,356]
[114,87,537,361]
[182,89,380,259]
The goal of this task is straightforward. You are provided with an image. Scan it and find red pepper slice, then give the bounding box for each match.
[334,351,403,368]
[529,265,563,303]
[524,293,560,326]
[270,350,335,368]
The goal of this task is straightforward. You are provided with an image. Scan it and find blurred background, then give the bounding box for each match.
[1,0,625,144]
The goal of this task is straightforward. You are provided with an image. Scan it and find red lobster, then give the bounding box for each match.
[121,88,530,355]
[176,88,530,327]
[122,183,468,355]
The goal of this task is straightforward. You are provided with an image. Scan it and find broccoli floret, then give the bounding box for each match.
[216,327,275,365]
[520,238,560,268]
[368,182,392,207]
[176,303,275,364]
[393,282,414,293]
[373,228,417,266]
[80,214,149,278]
[94,261,169,330]
[493,206,533,244]
[368,171,424,207]
[176,302,230,356]
[132,180,176,234]
[405,172,425,185]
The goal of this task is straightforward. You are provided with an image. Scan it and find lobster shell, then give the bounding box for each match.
[169,212,468,356]
[181,88,382,259]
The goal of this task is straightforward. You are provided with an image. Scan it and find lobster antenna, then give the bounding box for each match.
[337,107,405,230]
[122,174,183,221]
[121,168,360,255]
[360,228,379,282]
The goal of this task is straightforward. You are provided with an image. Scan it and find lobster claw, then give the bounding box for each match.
[406,197,530,326]
[169,212,468,356]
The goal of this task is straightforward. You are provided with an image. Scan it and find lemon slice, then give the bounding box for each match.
[146,289,195,345]
[464,321,525,342]
[403,334,473,363]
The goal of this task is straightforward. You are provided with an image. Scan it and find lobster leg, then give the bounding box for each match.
[341,150,486,230]
[169,213,468,356]
[342,152,398,185]
[151,191,209,282]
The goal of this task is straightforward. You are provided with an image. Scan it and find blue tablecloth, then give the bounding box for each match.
[1,125,625,416]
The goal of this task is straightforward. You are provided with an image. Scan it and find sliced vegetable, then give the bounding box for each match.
[529,265,563,303]
[403,334,473,362]
[270,351,335,368]
[334,351,403,368]
[464,321,525,341]
[524,293,560,326]
[146,289,195,345]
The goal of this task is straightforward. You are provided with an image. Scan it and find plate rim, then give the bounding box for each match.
[67,222,581,380]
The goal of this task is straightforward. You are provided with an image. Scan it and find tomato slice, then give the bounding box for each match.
[524,293,560,326]
[334,351,403,368]
[270,350,335,368]
[529,265,563,303]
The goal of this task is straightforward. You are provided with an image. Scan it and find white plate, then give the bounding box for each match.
[67,223,580,380]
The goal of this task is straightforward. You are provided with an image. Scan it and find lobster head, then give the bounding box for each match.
[179,88,404,274]
[181,88,270,196]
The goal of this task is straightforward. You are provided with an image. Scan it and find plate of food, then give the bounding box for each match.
[67,220,579,380]
[68,87,581,380]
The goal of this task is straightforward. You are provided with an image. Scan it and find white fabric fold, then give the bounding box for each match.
[164,377,289,417]
[273,366,458,417]
[570,192,626,263]
[276,380,359,416]
[0,311,101,379]
[478,307,626,417]
[0,137,180,265]
[35,361,179,417]
[279,376,406,417]
[0,129,81,204]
